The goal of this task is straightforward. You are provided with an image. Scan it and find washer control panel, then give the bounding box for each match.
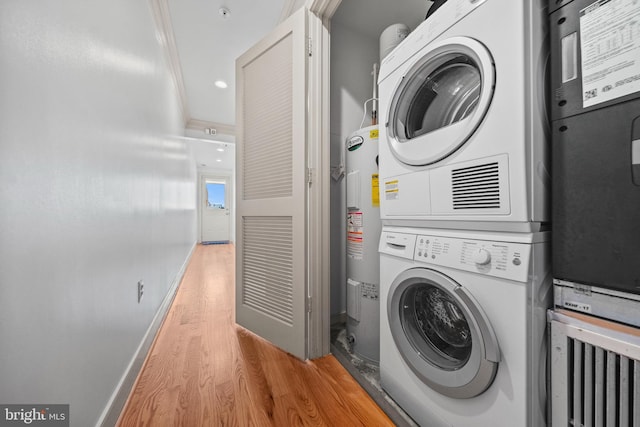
[414,234,532,282]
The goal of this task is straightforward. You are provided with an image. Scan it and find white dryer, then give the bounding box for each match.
[379,226,550,426]
[378,0,549,232]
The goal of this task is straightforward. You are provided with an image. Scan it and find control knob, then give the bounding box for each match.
[472,248,491,265]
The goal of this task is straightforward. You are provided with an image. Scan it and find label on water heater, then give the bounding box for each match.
[347,212,364,260]
[579,0,640,107]
[347,136,364,151]
[372,174,380,207]
[361,282,378,300]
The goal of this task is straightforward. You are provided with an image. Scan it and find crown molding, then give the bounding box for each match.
[278,0,298,23]
[308,0,341,19]
[149,0,190,125]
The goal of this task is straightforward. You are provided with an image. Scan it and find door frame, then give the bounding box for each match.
[198,171,234,244]
[305,0,340,358]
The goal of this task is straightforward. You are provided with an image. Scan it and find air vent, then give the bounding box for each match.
[550,311,640,427]
[567,338,640,426]
[451,162,500,210]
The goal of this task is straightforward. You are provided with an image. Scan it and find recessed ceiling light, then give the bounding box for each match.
[216,159,222,162]
[217,148,224,152]
[214,80,228,89]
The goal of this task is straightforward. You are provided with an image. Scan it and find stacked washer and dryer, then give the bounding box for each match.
[376,0,552,426]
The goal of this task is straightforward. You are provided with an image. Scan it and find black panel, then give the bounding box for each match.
[549,0,640,121]
[633,118,640,186]
[549,0,574,14]
[552,98,640,295]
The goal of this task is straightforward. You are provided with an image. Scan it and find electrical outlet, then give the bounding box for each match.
[137,280,144,303]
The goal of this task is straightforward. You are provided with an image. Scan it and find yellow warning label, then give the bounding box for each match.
[385,179,399,189]
[369,129,379,139]
[385,180,399,200]
[372,174,380,207]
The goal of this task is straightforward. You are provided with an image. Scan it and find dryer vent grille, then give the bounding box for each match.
[451,162,500,210]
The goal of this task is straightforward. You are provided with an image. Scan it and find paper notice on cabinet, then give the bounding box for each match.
[580,0,640,108]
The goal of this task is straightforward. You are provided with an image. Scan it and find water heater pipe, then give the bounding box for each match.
[371,63,379,125]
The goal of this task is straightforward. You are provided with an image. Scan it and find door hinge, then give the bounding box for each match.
[307,37,312,57]
[307,296,312,313]
[306,167,314,184]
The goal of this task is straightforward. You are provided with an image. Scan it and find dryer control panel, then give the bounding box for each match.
[413,234,532,283]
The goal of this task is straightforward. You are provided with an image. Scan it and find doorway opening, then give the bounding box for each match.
[200,175,232,244]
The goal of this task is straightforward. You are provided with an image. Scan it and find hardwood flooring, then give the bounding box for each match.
[116,243,394,427]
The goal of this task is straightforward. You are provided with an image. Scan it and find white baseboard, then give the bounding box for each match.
[97,241,197,427]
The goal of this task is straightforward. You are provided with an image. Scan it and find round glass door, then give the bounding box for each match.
[388,268,500,398]
[401,284,473,370]
[394,55,480,141]
[386,37,495,166]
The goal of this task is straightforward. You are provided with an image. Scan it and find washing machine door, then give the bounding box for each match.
[386,36,495,166]
[387,267,500,398]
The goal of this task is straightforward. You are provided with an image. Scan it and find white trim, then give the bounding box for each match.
[279,0,298,23]
[306,10,331,359]
[307,0,342,19]
[281,0,338,24]
[97,242,197,427]
[149,0,190,125]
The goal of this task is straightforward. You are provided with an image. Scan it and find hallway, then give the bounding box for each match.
[116,244,393,426]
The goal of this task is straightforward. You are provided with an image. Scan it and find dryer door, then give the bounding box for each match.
[387,37,495,166]
[387,267,500,398]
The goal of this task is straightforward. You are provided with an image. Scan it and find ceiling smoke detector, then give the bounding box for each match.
[219,7,231,19]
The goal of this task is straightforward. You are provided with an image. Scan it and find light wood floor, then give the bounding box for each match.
[116,243,394,426]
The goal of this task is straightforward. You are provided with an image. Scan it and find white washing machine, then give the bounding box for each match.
[378,0,549,232]
[379,226,550,426]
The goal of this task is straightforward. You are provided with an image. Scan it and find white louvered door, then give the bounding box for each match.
[235,8,308,360]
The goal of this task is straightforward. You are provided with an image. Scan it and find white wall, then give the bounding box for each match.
[0,1,197,426]
[329,21,379,318]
